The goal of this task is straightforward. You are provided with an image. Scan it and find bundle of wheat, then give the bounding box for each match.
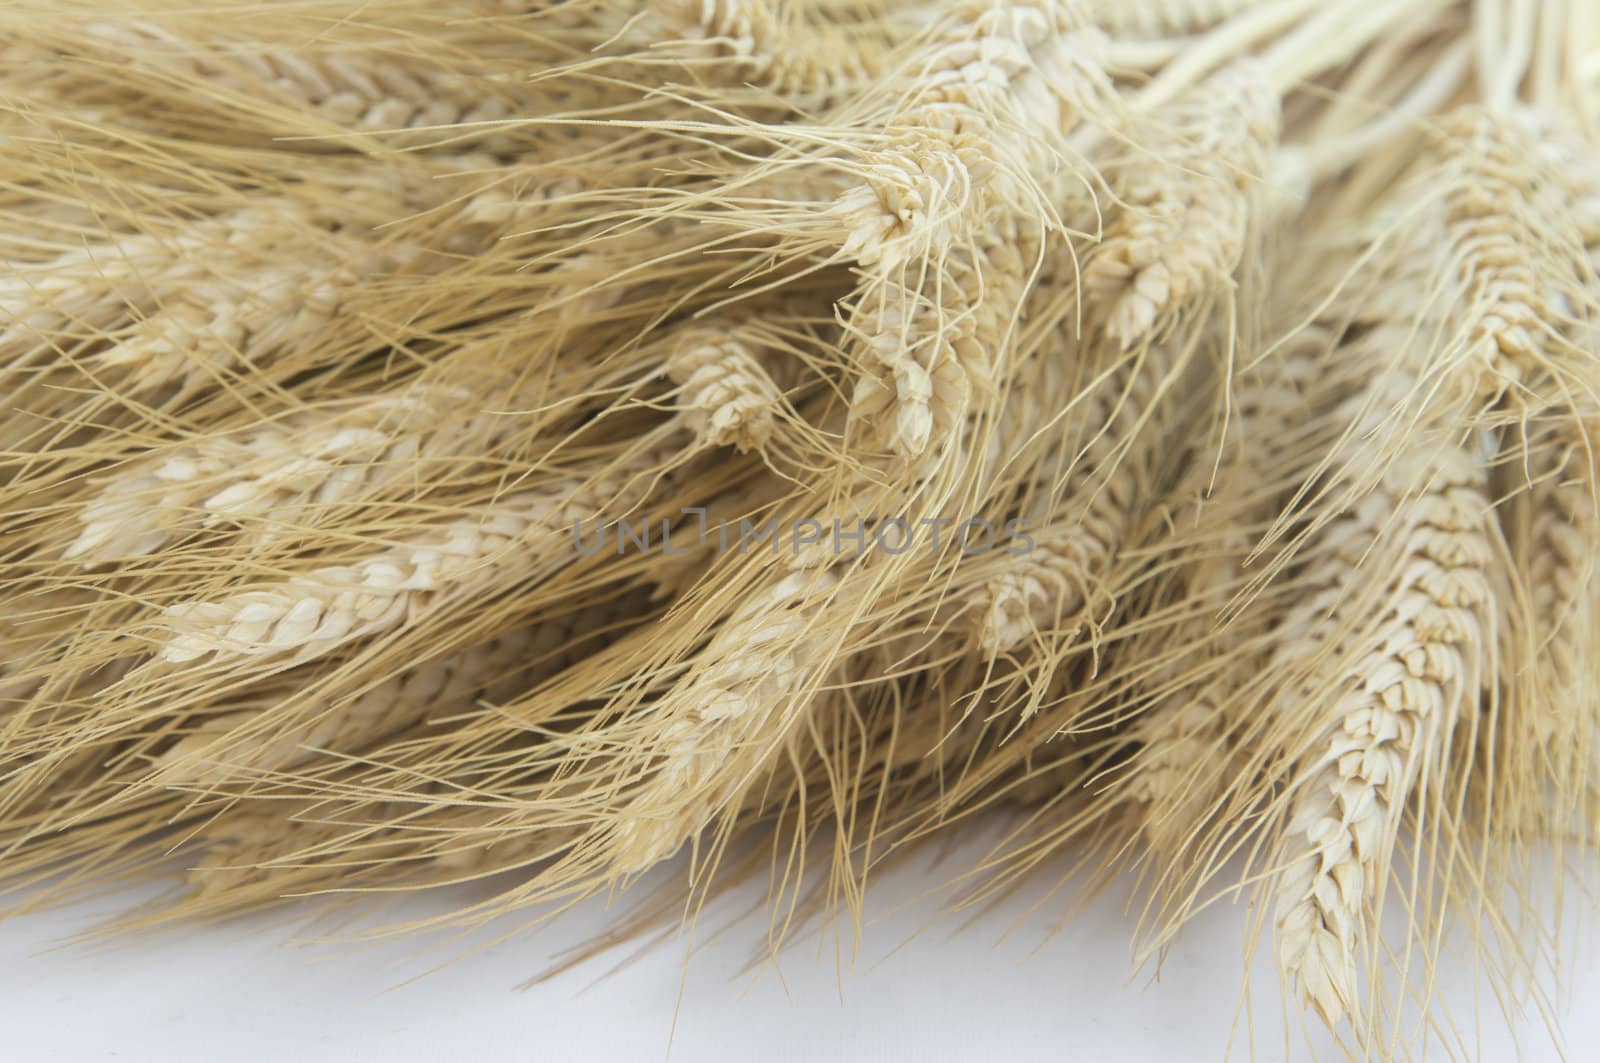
[3,0,1599,1056]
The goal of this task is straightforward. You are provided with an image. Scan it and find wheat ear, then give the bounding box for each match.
[93,239,425,396]
[1272,434,1494,1027]
[1432,109,1561,402]
[610,568,842,873]
[0,206,289,365]
[1124,505,1269,849]
[1121,342,1320,853]
[650,0,894,103]
[157,593,648,786]
[66,388,456,563]
[1301,110,1583,428]
[1084,61,1280,349]
[976,338,1185,656]
[665,323,793,453]
[180,802,409,902]
[851,214,1039,459]
[1089,0,1275,38]
[1507,416,1600,786]
[155,440,681,666]
[155,631,532,785]
[76,20,519,138]
[832,2,1106,271]
[831,3,1114,460]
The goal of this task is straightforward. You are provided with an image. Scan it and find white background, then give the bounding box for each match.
[1,823,1591,1061]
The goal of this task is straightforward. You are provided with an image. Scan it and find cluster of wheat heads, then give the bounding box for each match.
[3,0,1599,1055]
